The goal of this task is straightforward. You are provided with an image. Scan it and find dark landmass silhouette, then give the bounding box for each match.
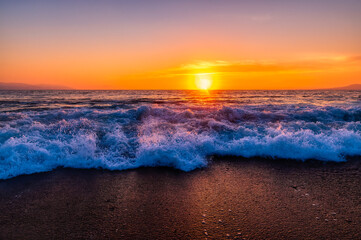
[327,84,361,90]
[0,82,73,90]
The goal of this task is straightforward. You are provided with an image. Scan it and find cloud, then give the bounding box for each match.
[347,56,361,62]
[156,56,361,78]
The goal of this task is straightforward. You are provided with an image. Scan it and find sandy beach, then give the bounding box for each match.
[0,157,360,240]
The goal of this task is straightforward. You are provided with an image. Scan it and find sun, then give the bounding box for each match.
[195,73,212,90]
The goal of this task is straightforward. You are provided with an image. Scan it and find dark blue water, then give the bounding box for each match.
[1,90,361,179]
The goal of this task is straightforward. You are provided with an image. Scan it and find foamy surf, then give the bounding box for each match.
[0,90,360,179]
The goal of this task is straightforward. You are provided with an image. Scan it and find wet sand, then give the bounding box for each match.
[0,157,360,239]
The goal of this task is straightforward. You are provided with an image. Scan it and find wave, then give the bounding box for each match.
[1,104,361,179]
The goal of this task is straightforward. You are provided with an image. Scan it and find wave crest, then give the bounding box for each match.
[1,104,361,179]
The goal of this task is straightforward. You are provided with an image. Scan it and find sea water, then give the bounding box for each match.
[0,90,360,179]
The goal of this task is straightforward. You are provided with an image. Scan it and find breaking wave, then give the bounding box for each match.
[1,90,361,179]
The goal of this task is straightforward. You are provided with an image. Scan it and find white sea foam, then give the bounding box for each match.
[0,90,360,179]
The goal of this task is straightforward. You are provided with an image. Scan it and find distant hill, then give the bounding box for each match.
[0,82,73,90]
[328,84,361,90]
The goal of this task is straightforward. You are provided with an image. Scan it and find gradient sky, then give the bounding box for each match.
[1,0,361,89]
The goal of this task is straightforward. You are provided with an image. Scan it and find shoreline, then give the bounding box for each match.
[1,155,358,182]
[1,157,360,239]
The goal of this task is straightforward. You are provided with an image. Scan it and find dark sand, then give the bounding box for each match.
[0,157,360,240]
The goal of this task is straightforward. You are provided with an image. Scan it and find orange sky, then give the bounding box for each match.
[0,0,360,90]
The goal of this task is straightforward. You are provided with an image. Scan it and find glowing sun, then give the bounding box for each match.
[195,73,212,90]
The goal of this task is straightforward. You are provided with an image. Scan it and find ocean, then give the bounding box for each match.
[0,90,360,179]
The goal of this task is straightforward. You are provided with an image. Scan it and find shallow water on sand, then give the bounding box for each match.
[0,159,360,239]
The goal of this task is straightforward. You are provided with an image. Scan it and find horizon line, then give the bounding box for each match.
[1,88,360,91]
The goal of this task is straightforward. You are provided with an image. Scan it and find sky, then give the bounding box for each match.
[0,0,361,90]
